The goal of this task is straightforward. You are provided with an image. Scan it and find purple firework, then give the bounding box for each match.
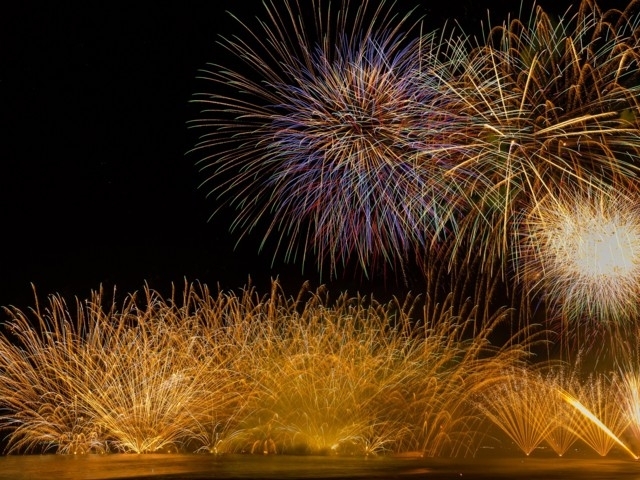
[189,0,469,278]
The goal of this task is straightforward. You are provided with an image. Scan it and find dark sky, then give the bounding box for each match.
[0,0,596,310]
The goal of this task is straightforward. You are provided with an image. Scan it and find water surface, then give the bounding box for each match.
[0,454,639,480]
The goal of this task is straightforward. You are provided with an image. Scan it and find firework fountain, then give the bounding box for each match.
[0,280,535,456]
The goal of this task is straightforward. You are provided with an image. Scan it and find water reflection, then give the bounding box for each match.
[0,454,639,480]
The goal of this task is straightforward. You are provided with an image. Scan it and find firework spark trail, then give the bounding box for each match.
[476,367,558,456]
[433,0,640,275]
[0,285,247,454]
[219,285,536,457]
[8,280,640,459]
[616,372,640,450]
[189,0,474,278]
[560,380,636,459]
[0,280,536,456]
[0,292,111,454]
[613,335,640,453]
[475,361,640,458]
[408,296,541,457]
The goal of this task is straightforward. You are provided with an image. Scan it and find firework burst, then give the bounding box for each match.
[189,0,470,278]
[435,0,640,272]
[0,285,246,454]
[517,186,640,340]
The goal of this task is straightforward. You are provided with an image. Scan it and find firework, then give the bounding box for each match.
[0,285,248,454]
[560,372,633,458]
[615,372,640,454]
[539,365,585,457]
[208,282,535,457]
[476,367,558,456]
[0,280,534,456]
[475,361,639,458]
[613,333,640,454]
[404,297,537,457]
[436,0,640,273]
[189,0,640,283]
[188,0,472,278]
[516,186,640,342]
[0,291,113,454]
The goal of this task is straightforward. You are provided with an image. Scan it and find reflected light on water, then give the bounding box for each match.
[0,454,640,480]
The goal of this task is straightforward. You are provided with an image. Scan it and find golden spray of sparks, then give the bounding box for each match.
[560,388,637,460]
[0,280,533,456]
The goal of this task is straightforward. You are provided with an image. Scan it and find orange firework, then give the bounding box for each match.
[0,280,535,457]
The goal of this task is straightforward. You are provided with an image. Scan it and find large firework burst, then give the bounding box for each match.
[517,186,640,335]
[436,0,640,272]
[189,0,469,278]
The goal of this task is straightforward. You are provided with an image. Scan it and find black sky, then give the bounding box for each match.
[0,0,602,309]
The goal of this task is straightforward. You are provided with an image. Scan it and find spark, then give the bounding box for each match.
[518,187,640,331]
[560,388,637,459]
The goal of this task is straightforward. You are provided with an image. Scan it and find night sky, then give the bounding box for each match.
[1,0,593,310]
